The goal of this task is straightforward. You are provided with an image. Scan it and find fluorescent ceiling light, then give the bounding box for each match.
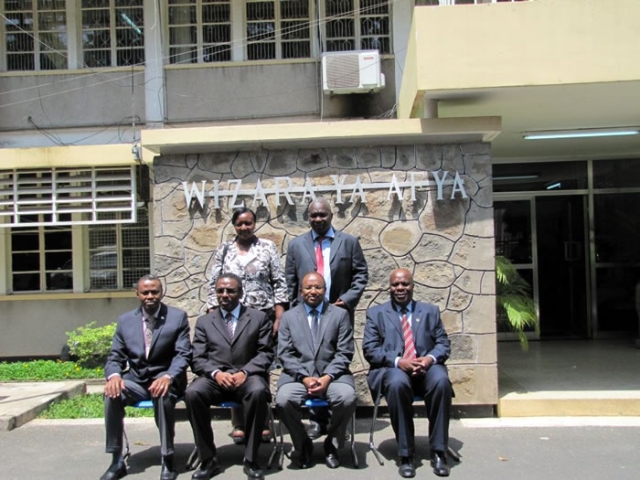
[546,182,562,190]
[493,174,539,181]
[523,129,639,140]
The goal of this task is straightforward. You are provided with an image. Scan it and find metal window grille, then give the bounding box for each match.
[0,166,137,227]
[246,0,311,61]
[81,0,144,68]
[324,0,390,55]
[88,208,150,291]
[3,0,68,71]
[168,0,232,64]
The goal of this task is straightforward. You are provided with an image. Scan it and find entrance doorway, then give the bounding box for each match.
[495,195,590,338]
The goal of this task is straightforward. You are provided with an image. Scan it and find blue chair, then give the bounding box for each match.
[271,397,358,469]
[368,394,460,466]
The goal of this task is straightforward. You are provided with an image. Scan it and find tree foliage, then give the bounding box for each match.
[66,322,116,368]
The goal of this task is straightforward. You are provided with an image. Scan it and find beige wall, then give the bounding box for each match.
[400,0,640,117]
[0,296,138,357]
[164,59,396,123]
[152,139,498,406]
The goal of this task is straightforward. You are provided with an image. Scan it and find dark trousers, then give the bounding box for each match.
[382,364,452,457]
[104,378,180,457]
[185,375,270,464]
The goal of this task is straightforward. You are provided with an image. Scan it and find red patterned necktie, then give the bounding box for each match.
[315,236,325,276]
[401,308,416,360]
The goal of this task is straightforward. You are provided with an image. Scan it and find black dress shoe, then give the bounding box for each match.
[100,461,127,480]
[243,461,264,480]
[323,436,340,469]
[398,456,415,478]
[191,458,221,480]
[297,437,314,469]
[160,456,178,480]
[430,451,450,477]
[306,421,327,440]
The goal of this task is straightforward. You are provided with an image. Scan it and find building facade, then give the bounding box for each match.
[1,0,639,410]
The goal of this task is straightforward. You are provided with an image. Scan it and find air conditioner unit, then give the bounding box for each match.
[322,50,386,95]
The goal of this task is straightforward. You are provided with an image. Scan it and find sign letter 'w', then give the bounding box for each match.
[183,181,206,208]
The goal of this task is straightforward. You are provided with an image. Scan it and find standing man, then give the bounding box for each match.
[185,273,273,480]
[285,197,367,439]
[101,274,192,480]
[363,269,453,478]
[276,272,356,469]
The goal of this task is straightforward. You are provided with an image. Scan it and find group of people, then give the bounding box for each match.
[99,198,454,480]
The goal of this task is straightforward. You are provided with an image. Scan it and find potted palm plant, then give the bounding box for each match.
[495,255,538,350]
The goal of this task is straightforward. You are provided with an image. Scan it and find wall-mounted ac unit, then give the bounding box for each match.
[321,50,386,95]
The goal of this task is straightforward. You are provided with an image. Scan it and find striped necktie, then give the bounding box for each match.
[401,308,416,360]
[224,312,234,338]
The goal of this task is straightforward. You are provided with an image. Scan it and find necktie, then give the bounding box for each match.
[315,236,325,276]
[310,309,320,347]
[144,316,155,356]
[225,312,234,339]
[401,308,417,360]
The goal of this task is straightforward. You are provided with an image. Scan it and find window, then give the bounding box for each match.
[87,209,150,290]
[81,0,144,67]
[246,0,311,60]
[168,0,232,64]
[324,0,390,54]
[3,0,68,71]
[12,214,73,292]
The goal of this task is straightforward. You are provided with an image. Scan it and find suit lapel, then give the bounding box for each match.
[387,302,403,338]
[231,306,250,346]
[303,232,316,267]
[133,307,146,355]
[294,304,315,355]
[329,231,343,264]
[148,303,167,354]
[212,309,232,344]
[412,301,425,335]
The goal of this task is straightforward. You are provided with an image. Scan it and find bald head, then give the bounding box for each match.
[389,268,414,307]
[308,197,333,235]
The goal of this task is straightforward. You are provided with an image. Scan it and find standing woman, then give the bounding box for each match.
[206,207,287,443]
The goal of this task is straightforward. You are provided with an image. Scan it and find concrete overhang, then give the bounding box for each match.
[399,0,640,162]
[141,117,501,158]
[0,144,135,169]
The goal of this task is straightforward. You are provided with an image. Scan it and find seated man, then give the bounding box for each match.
[363,268,453,478]
[101,274,192,480]
[275,272,357,469]
[186,273,273,480]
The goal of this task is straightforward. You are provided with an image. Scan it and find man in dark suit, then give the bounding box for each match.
[285,197,367,438]
[285,197,368,323]
[363,269,453,478]
[275,272,356,469]
[101,274,192,480]
[185,273,273,480]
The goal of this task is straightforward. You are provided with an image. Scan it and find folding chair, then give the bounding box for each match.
[270,397,358,470]
[184,400,279,471]
[123,399,158,465]
[368,394,460,466]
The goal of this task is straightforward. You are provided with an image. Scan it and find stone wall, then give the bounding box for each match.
[153,142,497,406]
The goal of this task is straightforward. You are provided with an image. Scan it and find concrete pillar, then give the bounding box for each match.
[143,0,165,126]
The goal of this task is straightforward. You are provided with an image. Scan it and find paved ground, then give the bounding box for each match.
[2,417,640,480]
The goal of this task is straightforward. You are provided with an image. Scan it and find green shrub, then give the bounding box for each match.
[39,393,155,419]
[66,322,116,368]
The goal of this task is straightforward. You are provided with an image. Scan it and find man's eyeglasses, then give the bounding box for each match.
[216,288,238,294]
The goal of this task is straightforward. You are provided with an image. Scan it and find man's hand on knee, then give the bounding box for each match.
[104,375,125,398]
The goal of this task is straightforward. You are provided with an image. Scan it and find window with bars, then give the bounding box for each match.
[168,0,232,64]
[11,213,73,292]
[87,209,150,291]
[81,0,144,68]
[324,0,390,54]
[246,0,310,60]
[3,0,68,71]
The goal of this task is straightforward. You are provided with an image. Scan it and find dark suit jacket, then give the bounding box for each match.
[277,303,354,388]
[362,300,450,395]
[285,230,368,314]
[191,305,274,380]
[105,303,192,392]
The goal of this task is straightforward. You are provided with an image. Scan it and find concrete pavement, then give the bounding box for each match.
[2,416,640,479]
